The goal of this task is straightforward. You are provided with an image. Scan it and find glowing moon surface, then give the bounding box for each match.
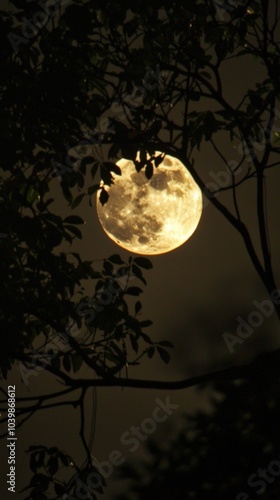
[96,152,202,255]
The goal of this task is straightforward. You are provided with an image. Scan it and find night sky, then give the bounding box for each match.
[1,2,280,499]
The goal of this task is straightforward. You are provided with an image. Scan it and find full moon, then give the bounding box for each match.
[96,152,202,255]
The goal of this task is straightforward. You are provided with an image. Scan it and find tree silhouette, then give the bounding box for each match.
[115,372,280,499]
[0,0,280,498]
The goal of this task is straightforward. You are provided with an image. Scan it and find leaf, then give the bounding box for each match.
[64,215,84,224]
[48,455,59,475]
[157,346,171,364]
[108,254,124,264]
[81,156,95,169]
[115,266,129,279]
[30,452,38,473]
[132,264,146,285]
[145,161,153,179]
[124,17,139,36]
[77,172,85,189]
[109,341,125,359]
[101,166,114,185]
[126,314,141,332]
[200,71,212,79]
[91,163,99,179]
[71,193,85,208]
[147,346,155,359]
[215,40,228,61]
[27,186,40,204]
[71,354,83,373]
[59,452,71,467]
[63,353,71,372]
[103,161,122,176]
[135,300,142,314]
[30,473,49,491]
[150,120,162,136]
[134,159,146,172]
[130,334,138,353]
[87,184,99,195]
[140,148,146,163]
[95,280,104,292]
[154,153,164,167]
[103,260,114,274]
[133,257,153,269]
[65,225,82,239]
[125,286,143,296]
[141,332,152,344]
[37,450,45,468]
[158,340,174,348]
[140,320,153,328]
[99,188,109,206]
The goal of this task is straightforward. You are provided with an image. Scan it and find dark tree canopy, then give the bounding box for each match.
[1,0,280,498]
[116,373,280,499]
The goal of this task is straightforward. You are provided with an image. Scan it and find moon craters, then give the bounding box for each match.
[96,152,202,255]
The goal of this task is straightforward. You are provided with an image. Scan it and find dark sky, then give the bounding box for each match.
[1,4,280,499]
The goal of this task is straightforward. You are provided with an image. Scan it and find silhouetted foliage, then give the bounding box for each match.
[116,370,280,499]
[1,0,280,497]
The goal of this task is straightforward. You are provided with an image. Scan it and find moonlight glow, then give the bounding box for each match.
[96,152,202,255]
